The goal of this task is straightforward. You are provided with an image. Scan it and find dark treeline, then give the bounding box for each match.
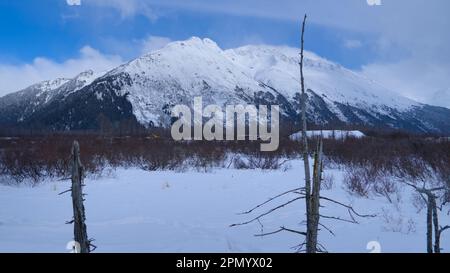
[0,130,449,186]
[2,117,445,138]
[322,135,450,202]
[0,134,298,184]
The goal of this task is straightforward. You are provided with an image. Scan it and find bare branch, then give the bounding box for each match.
[230,196,305,227]
[238,187,303,215]
[319,222,335,236]
[293,241,307,253]
[89,239,97,252]
[320,195,377,218]
[57,177,71,181]
[226,155,236,169]
[255,226,307,237]
[316,242,328,253]
[257,218,264,235]
[403,181,445,194]
[58,189,71,196]
[440,225,450,233]
[278,159,292,167]
[320,214,358,224]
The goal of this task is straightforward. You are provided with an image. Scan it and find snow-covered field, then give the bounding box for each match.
[0,159,448,253]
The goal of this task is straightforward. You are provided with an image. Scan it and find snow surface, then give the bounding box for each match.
[1,159,448,253]
[290,130,366,141]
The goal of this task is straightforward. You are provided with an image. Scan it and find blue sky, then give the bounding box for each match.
[0,0,449,107]
[0,0,377,67]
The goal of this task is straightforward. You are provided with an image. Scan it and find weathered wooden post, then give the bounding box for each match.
[70,140,90,253]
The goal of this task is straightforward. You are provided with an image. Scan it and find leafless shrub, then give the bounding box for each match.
[233,157,250,169]
[373,176,399,203]
[321,173,334,190]
[412,192,427,212]
[0,135,298,183]
[343,167,372,197]
[247,155,287,170]
[0,131,449,188]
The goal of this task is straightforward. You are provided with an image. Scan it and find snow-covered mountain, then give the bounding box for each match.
[1,37,450,134]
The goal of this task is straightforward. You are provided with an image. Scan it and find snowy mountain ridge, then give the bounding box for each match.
[225,44,417,110]
[1,37,450,134]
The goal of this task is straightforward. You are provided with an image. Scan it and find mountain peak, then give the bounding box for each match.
[164,36,222,53]
[75,69,94,78]
[32,78,71,93]
[183,36,219,46]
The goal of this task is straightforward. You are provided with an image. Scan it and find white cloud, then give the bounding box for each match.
[144,0,450,107]
[0,46,123,96]
[8,0,450,107]
[366,0,382,6]
[343,39,362,49]
[86,0,158,21]
[97,35,172,59]
[362,60,450,108]
[140,36,172,54]
[66,0,81,6]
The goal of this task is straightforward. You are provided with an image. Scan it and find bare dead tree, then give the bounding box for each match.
[299,14,329,253]
[296,12,321,254]
[60,141,95,253]
[231,14,375,253]
[299,15,314,253]
[71,141,90,253]
[230,168,375,253]
[231,136,375,252]
[404,182,449,253]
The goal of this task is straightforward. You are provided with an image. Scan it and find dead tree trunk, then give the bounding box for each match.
[298,14,322,253]
[426,195,433,253]
[405,183,448,253]
[431,195,440,253]
[422,189,445,253]
[299,14,315,254]
[307,138,323,253]
[70,141,90,253]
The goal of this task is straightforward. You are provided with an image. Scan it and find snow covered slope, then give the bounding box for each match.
[0,70,102,126]
[1,37,450,134]
[101,37,276,126]
[226,45,417,117]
